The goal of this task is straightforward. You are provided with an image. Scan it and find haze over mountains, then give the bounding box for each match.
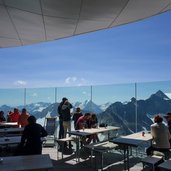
[1,90,171,134]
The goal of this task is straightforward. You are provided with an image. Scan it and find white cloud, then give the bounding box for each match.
[47,97,51,101]
[82,91,87,95]
[14,80,27,87]
[32,93,37,97]
[64,77,88,86]
[82,91,91,97]
[65,77,77,84]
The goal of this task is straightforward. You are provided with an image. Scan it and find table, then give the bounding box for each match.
[158,159,171,170]
[68,126,120,138]
[67,126,120,162]
[0,136,21,156]
[0,122,18,127]
[110,132,152,171]
[0,154,53,171]
[0,136,21,146]
[0,128,24,137]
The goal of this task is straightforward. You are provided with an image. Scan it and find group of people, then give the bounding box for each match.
[146,113,171,156]
[0,108,48,156]
[0,108,30,128]
[58,97,99,145]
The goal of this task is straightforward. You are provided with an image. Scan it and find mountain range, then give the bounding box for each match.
[1,90,171,135]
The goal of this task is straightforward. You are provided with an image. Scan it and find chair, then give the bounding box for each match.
[43,117,57,147]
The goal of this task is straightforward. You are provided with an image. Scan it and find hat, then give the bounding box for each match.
[164,113,171,118]
[62,97,68,102]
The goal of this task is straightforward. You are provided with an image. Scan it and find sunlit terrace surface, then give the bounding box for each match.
[42,147,144,171]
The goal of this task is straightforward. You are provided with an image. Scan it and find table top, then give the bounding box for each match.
[0,122,18,126]
[0,154,53,171]
[0,136,21,145]
[0,127,24,134]
[67,126,120,137]
[110,132,152,147]
[123,132,152,141]
[158,159,171,170]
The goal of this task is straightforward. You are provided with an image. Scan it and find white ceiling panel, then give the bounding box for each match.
[42,0,81,19]
[161,3,171,12]
[75,19,111,35]
[0,37,21,48]
[110,0,171,27]
[8,8,45,42]
[4,0,41,14]
[80,0,127,20]
[45,16,76,40]
[0,0,171,48]
[0,6,18,38]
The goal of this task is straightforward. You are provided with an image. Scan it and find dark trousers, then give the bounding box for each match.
[146,146,169,156]
[59,119,64,139]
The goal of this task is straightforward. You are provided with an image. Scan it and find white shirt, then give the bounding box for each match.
[151,122,171,149]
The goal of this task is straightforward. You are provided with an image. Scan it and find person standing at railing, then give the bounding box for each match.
[18,108,30,128]
[58,98,66,139]
[61,98,73,138]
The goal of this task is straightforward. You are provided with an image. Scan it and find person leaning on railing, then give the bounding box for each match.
[146,114,171,156]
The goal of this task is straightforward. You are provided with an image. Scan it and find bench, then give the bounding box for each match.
[56,137,77,159]
[153,150,171,160]
[84,140,118,170]
[141,155,164,171]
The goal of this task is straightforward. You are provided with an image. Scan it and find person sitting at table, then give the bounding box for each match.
[0,111,6,122]
[72,107,83,130]
[164,112,171,145]
[9,108,21,127]
[0,111,6,128]
[76,113,93,145]
[88,113,99,143]
[146,114,171,156]
[18,108,30,128]
[18,115,47,155]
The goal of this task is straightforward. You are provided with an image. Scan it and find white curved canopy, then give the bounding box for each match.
[0,0,171,48]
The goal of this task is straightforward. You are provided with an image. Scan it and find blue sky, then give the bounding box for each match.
[0,11,171,89]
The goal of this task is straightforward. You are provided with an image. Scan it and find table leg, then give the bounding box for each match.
[123,145,130,171]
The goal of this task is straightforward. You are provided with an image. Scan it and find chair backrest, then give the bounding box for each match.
[44,117,56,136]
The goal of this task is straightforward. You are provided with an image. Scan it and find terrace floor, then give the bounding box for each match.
[42,147,147,171]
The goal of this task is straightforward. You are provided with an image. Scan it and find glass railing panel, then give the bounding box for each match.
[56,86,91,112]
[0,88,25,119]
[56,86,91,136]
[137,80,171,128]
[92,83,136,136]
[25,87,56,126]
